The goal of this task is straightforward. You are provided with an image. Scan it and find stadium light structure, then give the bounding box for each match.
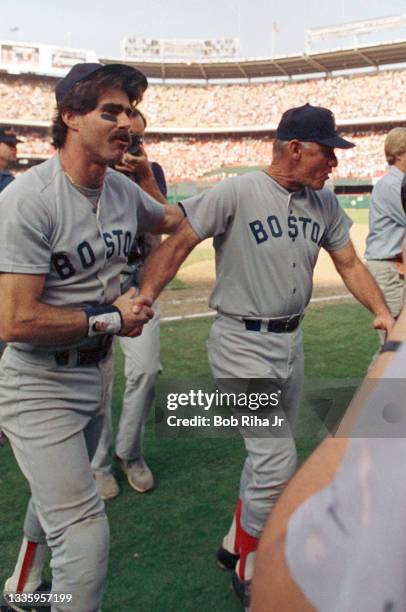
[120,37,240,60]
[306,14,406,51]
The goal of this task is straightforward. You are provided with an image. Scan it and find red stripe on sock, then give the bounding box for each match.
[16,541,37,592]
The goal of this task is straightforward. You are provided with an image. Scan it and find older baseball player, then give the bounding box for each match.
[252,311,406,612]
[365,127,406,344]
[139,104,394,609]
[92,108,166,498]
[0,63,182,612]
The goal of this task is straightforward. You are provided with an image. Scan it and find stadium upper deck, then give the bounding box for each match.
[0,37,405,131]
[0,39,404,182]
[0,67,405,134]
[102,38,406,80]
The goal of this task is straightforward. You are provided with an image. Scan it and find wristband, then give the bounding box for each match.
[85,305,122,337]
[379,340,403,354]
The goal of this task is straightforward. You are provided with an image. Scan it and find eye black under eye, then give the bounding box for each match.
[101,112,118,123]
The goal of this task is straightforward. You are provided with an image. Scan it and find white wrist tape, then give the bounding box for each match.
[85,305,122,336]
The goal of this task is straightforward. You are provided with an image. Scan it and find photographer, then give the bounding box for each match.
[92,109,167,499]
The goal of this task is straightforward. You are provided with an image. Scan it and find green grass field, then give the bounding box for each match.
[0,303,378,611]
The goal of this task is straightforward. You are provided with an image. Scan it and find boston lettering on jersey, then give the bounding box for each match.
[249,214,327,246]
[51,229,133,280]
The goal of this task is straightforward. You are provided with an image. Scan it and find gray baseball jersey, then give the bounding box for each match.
[182,171,352,318]
[365,165,406,260]
[0,154,164,352]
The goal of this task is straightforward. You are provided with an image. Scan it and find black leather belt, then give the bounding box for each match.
[54,336,113,366]
[243,315,302,333]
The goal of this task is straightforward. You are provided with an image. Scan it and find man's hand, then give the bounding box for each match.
[113,288,154,336]
[116,146,152,182]
[125,325,144,338]
[373,312,395,335]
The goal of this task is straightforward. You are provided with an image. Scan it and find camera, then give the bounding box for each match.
[127,134,144,156]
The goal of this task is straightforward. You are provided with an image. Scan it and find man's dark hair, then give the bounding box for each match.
[52,71,146,149]
[131,107,147,128]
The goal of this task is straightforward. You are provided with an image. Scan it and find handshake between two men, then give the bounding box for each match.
[112,287,154,338]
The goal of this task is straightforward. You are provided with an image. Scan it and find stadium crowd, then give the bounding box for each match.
[0,75,55,121]
[141,69,406,127]
[0,69,400,181]
[145,131,388,181]
[0,69,405,128]
[7,128,388,182]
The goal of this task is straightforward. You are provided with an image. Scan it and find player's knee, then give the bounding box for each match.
[281,444,298,480]
[256,441,298,488]
[23,509,47,544]
[126,369,159,386]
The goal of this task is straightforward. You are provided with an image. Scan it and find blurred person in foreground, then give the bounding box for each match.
[252,306,406,611]
[92,108,167,499]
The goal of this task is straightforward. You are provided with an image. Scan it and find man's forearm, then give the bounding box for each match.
[1,302,87,345]
[140,236,191,302]
[338,258,390,316]
[141,219,201,299]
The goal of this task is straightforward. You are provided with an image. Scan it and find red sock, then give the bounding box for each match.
[235,504,259,581]
[238,529,259,581]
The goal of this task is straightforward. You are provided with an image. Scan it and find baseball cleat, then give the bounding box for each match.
[231,572,251,612]
[116,455,154,493]
[93,472,120,500]
[0,581,52,612]
[216,545,239,571]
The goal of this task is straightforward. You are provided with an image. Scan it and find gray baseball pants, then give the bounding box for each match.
[207,314,304,539]
[92,305,160,471]
[0,346,111,612]
[367,260,405,345]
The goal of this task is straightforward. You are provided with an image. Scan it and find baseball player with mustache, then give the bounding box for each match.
[0,63,182,612]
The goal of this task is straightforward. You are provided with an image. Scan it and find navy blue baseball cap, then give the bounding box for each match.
[276,103,355,149]
[0,126,22,144]
[55,62,148,104]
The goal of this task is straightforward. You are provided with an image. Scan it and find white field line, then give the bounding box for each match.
[161,293,354,323]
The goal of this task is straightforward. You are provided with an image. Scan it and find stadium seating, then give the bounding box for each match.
[0,69,402,181]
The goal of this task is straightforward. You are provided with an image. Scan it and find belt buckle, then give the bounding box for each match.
[260,320,269,333]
